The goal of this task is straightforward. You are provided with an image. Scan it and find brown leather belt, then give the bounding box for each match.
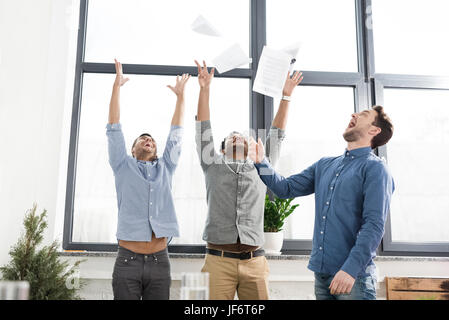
[206,248,265,260]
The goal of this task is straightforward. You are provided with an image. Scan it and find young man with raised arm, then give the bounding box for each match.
[249,105,394,300]
[194,60,303,300]
[107,59,190,300]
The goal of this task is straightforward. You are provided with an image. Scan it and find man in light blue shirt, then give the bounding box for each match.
[249,106,394,300]
[107,59,190,300]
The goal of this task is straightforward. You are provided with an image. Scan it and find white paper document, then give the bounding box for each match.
[191,15,222,37]
[282,42,301,73]
[212,43,251,74]
[282,41,302,60]
[253,46,292,99]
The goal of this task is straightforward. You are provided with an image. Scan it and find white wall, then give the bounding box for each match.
[0,0,79,266]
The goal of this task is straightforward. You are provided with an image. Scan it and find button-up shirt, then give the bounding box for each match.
[196,120,285,246]
[254,147,395,278]
[106,123,183,241]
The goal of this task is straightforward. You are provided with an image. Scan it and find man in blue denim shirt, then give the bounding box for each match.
[249,106,394,300]
[107,59,190,300]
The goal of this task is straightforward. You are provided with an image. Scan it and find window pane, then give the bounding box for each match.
[267,0,358,72]
[72,73,249,244]
[85,0,249,68]
[274,86,355,240]
[384,88,449,242]
[373,0,449,76]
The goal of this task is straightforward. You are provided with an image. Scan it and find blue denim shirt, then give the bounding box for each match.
[254,147,395,278]
[106,123,183,241]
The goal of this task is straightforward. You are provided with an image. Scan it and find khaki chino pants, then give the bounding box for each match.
[201,253,270,300]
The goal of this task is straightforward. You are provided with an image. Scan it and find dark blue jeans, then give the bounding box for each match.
[314,272,377,300]
[112,246,171,300]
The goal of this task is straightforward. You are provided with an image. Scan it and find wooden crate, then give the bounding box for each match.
[385,277,449,300]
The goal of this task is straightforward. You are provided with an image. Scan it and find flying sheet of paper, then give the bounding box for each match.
[212,43,251,74]
[191,15,222,37]
[282,42,302,59]
[282,42,302,73]
[253,46,291,99]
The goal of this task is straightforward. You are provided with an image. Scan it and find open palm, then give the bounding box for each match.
[195,60,214,89]
[167,73,191,97]
[114,59,129,87]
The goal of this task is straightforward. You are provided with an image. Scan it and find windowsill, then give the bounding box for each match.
[58,251,449,262]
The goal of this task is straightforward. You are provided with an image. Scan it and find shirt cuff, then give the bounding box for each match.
[169,125,184,139]
[106,123,122,131]
[195,119,211,127]
[269,125,286,141]
[340,257,363,279]
[254,157,271,169]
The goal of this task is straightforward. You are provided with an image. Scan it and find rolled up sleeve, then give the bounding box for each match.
[265,126,286,167]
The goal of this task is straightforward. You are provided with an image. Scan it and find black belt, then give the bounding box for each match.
[206,248,265,260]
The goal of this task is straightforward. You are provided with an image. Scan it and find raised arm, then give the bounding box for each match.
[271,71,303,130]
[162,74,190,172]
[106,59,129,173]
[108,59,129,124]
[194,60,217,171]
[195,60,214,121]
[167,73,191,126]
[265,71,303,166]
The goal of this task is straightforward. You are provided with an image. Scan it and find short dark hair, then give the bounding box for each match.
[131,133,153,154]
[371,106,393,149]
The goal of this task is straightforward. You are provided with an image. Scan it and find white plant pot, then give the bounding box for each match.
[263,231,284,255]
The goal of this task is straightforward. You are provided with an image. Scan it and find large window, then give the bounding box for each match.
[84,0,249,67]
[64,0,449,256]
[384,89,449,244]
[370,0,449,255]
[372,0,449,76]
[73,74,249,244]
[267,0,358,72]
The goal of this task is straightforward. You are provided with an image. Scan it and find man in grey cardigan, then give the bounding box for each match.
[194,60,303,299]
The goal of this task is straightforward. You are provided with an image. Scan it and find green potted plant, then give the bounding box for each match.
[263,195,299,254]
[0,204,85,300]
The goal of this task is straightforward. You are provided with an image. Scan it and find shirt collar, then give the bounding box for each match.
[136,157,158,165]
[343,146,372,158]
[223,155,247,164]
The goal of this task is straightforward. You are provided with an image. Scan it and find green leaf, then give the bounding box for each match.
[0,204,85,300]
[263,195,300,232]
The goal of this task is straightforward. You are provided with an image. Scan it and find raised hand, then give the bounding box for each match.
[195,60,214,89]
[248,136,265,164]
[167,73,191,97]
[282,70,303,96]
[114,59,130,87]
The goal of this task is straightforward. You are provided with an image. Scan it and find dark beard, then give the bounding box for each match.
[343,129,361,142]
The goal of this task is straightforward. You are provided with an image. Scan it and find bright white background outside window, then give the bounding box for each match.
[372,0,449,76]
[72,74,249,243]
[272,87,355,240]
[384,88,449,242]
[85,0,249,67]
[266,0,357,72]
[71,0,449,249]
